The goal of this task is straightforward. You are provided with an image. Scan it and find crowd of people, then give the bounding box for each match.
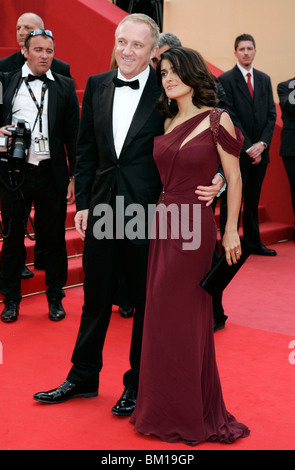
[0,9,293,447]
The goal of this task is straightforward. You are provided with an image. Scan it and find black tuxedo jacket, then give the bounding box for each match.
[0,50,71,78]
[75,65,164,242]
[218,65,276,164]
[277,78,295,157]
[0,69,79,193]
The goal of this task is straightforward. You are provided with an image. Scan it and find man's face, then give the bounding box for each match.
[16,13,42,48]
[234,40,256,70]
[23,35,54,75]
[151,44,170,69]
[115,20,157,79]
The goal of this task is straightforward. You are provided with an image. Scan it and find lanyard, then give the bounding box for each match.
[24,77,48,133]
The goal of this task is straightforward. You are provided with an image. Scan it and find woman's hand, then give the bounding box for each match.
[222,230,242,265]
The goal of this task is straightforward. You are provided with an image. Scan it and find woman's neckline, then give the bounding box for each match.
[164,109,212,136]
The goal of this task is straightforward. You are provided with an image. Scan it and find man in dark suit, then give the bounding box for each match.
[277,78,295,239]
[219,34,277,256]
[33,14,224,414]
[0,29,79,323]
[0,12,71,77]
[0,12,72,279]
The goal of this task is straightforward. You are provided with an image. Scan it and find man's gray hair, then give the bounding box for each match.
[116,13,160,49]
[158,32,182,49]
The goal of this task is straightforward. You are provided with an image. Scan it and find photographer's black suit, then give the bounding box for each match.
[66,66,164,391]
[0,51,72,271]
[0,69,79,304]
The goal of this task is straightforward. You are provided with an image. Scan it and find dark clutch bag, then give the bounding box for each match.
[200,241,251,297]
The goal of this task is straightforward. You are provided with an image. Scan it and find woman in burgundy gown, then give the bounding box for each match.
[130,47,250,445]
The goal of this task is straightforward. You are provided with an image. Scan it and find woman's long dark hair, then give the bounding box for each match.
[156,46,218,117]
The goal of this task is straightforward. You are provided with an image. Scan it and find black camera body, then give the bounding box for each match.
[0,120,31,162]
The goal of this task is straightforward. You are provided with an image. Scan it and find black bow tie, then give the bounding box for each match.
[113,76,139,90]
[27,74,48,83]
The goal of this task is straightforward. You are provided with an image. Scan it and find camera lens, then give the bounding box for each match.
[11,138,27,160]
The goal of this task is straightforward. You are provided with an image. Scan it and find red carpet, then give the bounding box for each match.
[0,241,294,452]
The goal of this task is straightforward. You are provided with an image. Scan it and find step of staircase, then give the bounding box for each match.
[215,203,293,248]
[24,226,84,263]
[214,203,269,226]
[0,255,84,301]
[216,221,293,247]
[0,202,293,300]
[0,203,84,302]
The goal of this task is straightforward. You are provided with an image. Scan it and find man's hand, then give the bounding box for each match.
[0,126,13,137]
[195,173,225,206]
[67,179,75,204]
[74,209,89,240]
[0,126,13,152]
[246,142,265,165]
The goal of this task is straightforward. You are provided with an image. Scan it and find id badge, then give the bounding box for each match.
[35,135,49,154]
[34,137,40,153]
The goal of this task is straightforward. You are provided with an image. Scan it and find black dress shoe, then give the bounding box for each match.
[119,306,134,318]
[1,300,19,323]
[111,388,137,416]
[33,380,98,404]
[48,298,66,321]
[21,265,34,279]
[251,245,277,256]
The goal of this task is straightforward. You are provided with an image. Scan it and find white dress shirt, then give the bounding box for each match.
[12,62,54,165]
[112,66,150,158]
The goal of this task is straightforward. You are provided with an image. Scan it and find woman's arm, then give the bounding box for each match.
[217,112,242,265]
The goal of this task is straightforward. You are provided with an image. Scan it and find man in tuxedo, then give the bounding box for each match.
[0,29,79,322]
[277,78,295,240]
[0,12,71,77]
[33,14,224,414]
[0,12,72,279]
[219,34,277,256]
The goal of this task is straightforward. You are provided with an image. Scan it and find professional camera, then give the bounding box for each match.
[0,119,31,162]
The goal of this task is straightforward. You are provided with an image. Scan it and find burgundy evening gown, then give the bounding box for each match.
[130,110,250,445]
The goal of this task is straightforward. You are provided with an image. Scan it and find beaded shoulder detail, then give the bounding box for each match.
[209,108,225,147]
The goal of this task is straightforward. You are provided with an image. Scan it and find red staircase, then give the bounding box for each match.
[0,204,84,301]
[215,201,293,251]
[0,0,293,300]
[0,198,293,300]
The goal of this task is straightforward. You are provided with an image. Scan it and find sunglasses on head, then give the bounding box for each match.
[27,29,54,40]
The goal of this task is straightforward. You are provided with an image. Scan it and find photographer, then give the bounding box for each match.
[0,12,73,279]
[0,29,79,323]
